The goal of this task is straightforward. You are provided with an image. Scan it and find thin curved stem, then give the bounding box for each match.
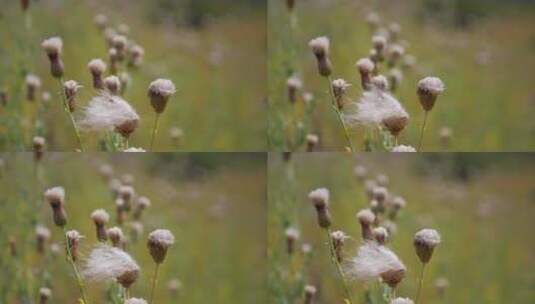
[149,263,161,304]
[417,111,429,152]
[149,113,161,151]
[63,227,89,304]
[58,78,84,151]
[415,262,426,304]
[326,77,354,152]
[325,228,354,304]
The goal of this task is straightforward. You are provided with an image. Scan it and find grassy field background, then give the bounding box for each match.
[0,152,266,303]
[268,153,535,303]
[268,0,535,151]
[0,0,266,151]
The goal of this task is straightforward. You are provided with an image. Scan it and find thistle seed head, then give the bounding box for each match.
[417,77,445,111]
[304,285,317,304]
[147,229,175,264]
[107,226,125,248]
[41,37,64,78]
[391,297,414,304]
[286,76,302,104]
[306,134,319,152]
[391,145,416,152]
[373,227,388,245]
[33,136,45,161]
[39,287,52,304]
[371,75,389,92]
[25,74,41,101]
[44,187,67,226]
[94,14,108,31]
[414,228,441,263]
[285,227,300,255]
[148,78,176,114]
[66,230,83,261]
[83,245,140,289]
[104,76,121,95]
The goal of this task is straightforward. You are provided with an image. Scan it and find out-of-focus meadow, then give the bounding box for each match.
[268,153,535,303]
[0,0,266,151]
[268,0,535,151]
[0,152,266,303]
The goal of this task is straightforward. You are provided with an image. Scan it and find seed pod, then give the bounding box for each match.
[303,285,317,304]
[91,209,110,242]
[33,136,45,162]
[331,230,347,262]
[104,75,121,95]
[115,119,139,139]
[44,187,67,227]
[413,229,441,264]
[41,37,64,78]
[309,37,332,77]
[35,225,51,254]
[306,134,319,152]
[373,227,388,245]
[382,115,409,137]
[39,287,52,304]
[63,80,82,112]
[133,196,150,220]
[332,78,351,109]
[286,76,302,104]
[308,188,331,228]
[88,59,107,89]
[66,230,82,262]
[285,227,299,255]
[380,267,405,288]
[112,35,127,61]
[117,269,139,289]
[148,79,176,114]
[25,74,41,101]
[147,229,175,264]
[107,226,124,248]
[128,44,144,68]
[417,77,445,111]
[356,209,375,240]
[356,58,375,90]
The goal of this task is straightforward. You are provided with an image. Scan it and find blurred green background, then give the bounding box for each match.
[0,0,266,151]
[0,152,266,303]
[268,153,535,303]
[268,0,535,151]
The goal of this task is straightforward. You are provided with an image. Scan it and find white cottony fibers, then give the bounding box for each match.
[123,147,146,152]
[308,188,330,206]
[78,93,139,133]
[44,187,65,203]
[88,59,107,74]
[36,225,51,238]
[414,229,441,247]
[148,79,176,98]
[285,227,300,240]
[308,36,330,55]
[392,145,416,152]
[357,209,375,225]
[391,297,414,304]
[83,245,139,283]
[148,229,175,246]
[286,76,302,89]
[64,80,82,92]
[125,298,147,304]
[91,209,110,224]
[343,89,409,129]
[41,37,63,55]
[418,77,445,95]
[344,242,406,282]
[356,58,375,73]
[26,74,41,87]
[371,75,389,91]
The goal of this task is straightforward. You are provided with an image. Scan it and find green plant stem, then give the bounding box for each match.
[149,113,161,151]
[326,77,354,152]
[415,263,426,304]
[417,111,429,152]
[58,78,84,151]
[149,263,161,304]
[325,228,354,304]
[62,227,89,304]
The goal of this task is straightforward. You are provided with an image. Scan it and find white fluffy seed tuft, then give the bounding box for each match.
[44,187,65,203]
[91,209,110,224]
[308,36,330,55]
[414,229,441,247]
[344,242,406,282]
[392,145,416,152]
[308,188,330,206]
[78,93,139,133]
[356,58,375,74]
[148,229,175,246]
[357,209,375,225]
[418,77,445,95]
[41,37,63,55]
[148,79,176,97]
[82,245,139,283]
[88,59,107,74]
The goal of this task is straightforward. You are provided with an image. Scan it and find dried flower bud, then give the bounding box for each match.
[417,77,445,111]
[285,227,300,255]
[35,225,51,254]
[373,227,388,245]
[133,196,150,220]
[304,285,317,304]
[94,14,108,31]
[39,287,52,304]
[414,229,441,264]
[112,35,127,61]
[287,76,302,104]
[309,37,332,77]
[308,188,331,228]
[380,267,406,288]
[91,209,110,242]
[388,23,401,41]
[128,44,144,68]
[356,58,375,90]
[88,59,107,89]
[306,134,319,152]
[440,126,452,147]
[119,185,135,211]
[130,221,144,242]
[387,44,405,67]
[147,229,175,264]
[356,209,375,240]
[104,75,121,95]
[44,187,67,227]
[63,80,82,112]
[148,79,176,114]
[331,230,347,262]
[382,114,409,137]
[25,74,41,101]
[371,75,389,91]
[107,226,124,248]
[33,136,45,161]
[109,47,119,74]
[41,37,64,78]
[366,12,381,31]
[332,78,351,109]
[66,230,82,261]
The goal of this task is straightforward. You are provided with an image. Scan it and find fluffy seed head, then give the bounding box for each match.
[366,12,381,28]
[354,165,367,180]
[148,79,176,113]
[371,75,389,91]
[357,209,375,226]
[26,74,41,89]
[107,226,124,247]
[414,229,441,263]
[372,187,388,203]
[91,209,110,225]
[308,188,329,208]
[356,58,375,74]
[345,242,406,288]
[78,93,139,138]
[39,287,52,302]
[287,76,302,103]
[332,79,351,107]
[372,35,387,51]
[112,35,127,50]
[41,37,63,56]
[308,36,330,57]
[285,227,300,240]
[44,187,65,207]
[104,76,121,95]
[88,59,107,75]
[373,227,388,244]
[417,77,445,111]
[306,134,319,151]
[125,298,147,304]
[147,229,175,263]
[304,285,317,304]
[392,145,416,152]
[94,14,108,30]
[391,298,414,304]
[36,225,51,240]
[83,245,140,288]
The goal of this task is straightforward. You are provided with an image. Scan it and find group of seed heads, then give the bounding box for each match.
[281,161,443,304]
[28,160,178,303]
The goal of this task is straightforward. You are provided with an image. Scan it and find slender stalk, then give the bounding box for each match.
[149,263,161,304]
[415,262,426,304]
[325,229,354,304]
[417,111,429,152]
[149,113,161,151]
[326,77,354,151]
[62,227,89,304]
[58,78,84,151]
